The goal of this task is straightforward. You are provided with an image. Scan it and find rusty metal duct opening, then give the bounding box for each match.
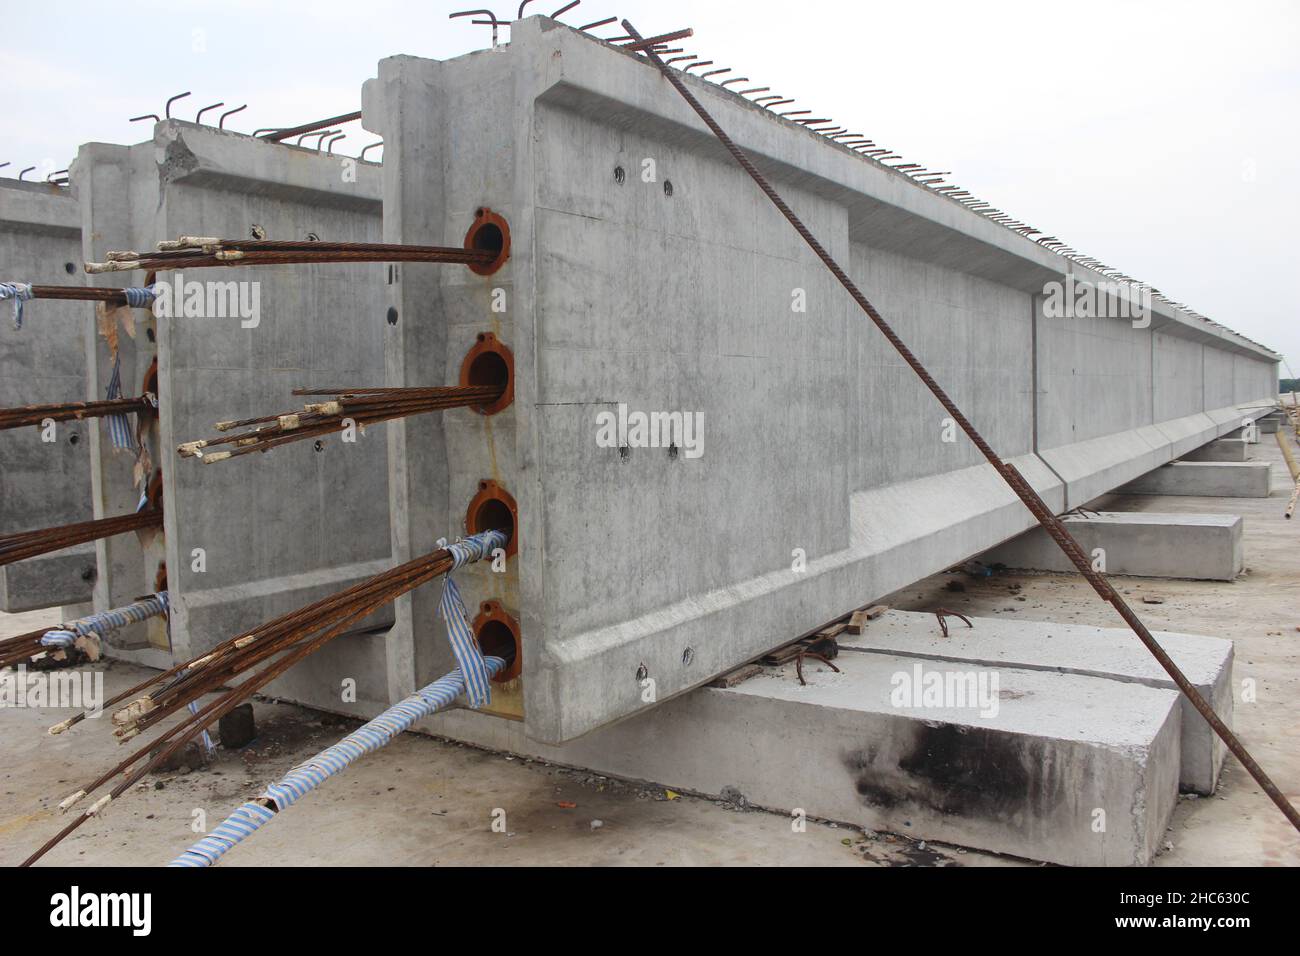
[463,208,510,276]
[459,332,514,415]
[473,600,521,683]
[466,479,517,558]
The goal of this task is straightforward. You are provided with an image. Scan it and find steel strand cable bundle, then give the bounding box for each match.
[21,529,509,866]
[177,384,504,462]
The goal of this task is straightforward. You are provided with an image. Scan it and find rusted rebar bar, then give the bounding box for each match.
[259,111,363,143]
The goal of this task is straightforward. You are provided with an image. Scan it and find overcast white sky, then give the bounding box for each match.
[2,0,1296,375]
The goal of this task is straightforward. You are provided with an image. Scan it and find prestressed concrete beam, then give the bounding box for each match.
[366,19,1280,742]
[72,121,392,673]
[0,179,95,612]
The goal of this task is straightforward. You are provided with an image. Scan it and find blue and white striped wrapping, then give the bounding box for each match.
[166,657,505,868]
[104,355,136,452]
[189,700,215,758]
[38,630,76,650]
[122,286,157,309]
[1,282,34,330]
[168,802,276,868]
[437,528,509,709]
[41,592,169,653]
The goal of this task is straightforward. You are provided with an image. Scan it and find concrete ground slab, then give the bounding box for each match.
[981,511,1244,582]
[5,439,1296,868]
[839,610,1233,794]
[1183,438,1250,462]
[1120,461,1271,498]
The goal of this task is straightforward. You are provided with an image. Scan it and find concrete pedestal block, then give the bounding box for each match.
[1119,461,1271,498]
[839,611,1233,794]
[423,652,1182,866]
[1182,438,1249,462]
[982,511,1244,581]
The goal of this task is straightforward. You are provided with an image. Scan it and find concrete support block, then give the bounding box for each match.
[1182,438,1250,462]
[423,653,1182,866]
[982,511,1244,581]
[1119,461,1271,498]
[1258,417,1280,434]
[838,610,1233,794]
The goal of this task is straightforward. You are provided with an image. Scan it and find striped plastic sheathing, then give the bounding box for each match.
[167,657,505,867]
[40,592,169,652]
[0,282,33,330]
[437,528,509,709]
[103,355,135,452]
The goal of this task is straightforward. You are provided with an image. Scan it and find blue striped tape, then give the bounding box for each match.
[167,658,504,867]
[1,282,33,330]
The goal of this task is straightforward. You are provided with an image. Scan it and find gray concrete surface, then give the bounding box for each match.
[362,18,1280,744]
[1120,461,1271,498]
[839,610,1233,794]
[981,511,1244,581]
[0,179,95,612]
[1183,437,1251,462]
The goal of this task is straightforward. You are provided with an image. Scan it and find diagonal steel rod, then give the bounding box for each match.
[622,19,1300,833]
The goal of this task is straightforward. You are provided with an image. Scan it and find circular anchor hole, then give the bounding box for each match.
[472,601,522,683]
[458,332,514,415]
[64,262,76,275]
[636,663,649,682]
[681,647,694,666]
[465,479,518,557]
[313,440,324,452]
[614,165,626,185]
[663,180,674,197]
[386,306,399,326]
[463,208,511,276]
